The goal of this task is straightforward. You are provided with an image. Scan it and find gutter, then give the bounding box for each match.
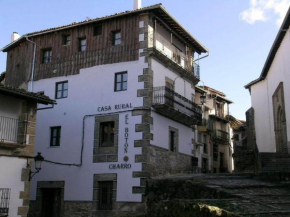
[193,52,210,62]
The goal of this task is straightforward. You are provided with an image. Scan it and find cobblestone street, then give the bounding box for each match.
[149,173,290,216]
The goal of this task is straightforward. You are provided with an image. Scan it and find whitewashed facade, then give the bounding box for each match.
[2,3,209,216]
[245,8,290,154]
[0,85,54,217]
[195,86,234,173]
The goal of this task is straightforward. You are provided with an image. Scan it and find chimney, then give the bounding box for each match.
[134,0,141,10]
[11,32,20,42]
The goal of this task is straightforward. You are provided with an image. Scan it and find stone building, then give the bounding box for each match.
[195,86,234,173]
[0,84,54,217]
[1,2,209,216]
[244,7,290,172]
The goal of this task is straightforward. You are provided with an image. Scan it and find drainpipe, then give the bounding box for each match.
[193,52,210,63]
[25,37,36,92]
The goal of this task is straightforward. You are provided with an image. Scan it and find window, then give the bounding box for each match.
[55,81,68,99]
[62,35,71,45]
[100,122,115,147]
[78,38,86,52]
[50,127,61,146]
[192,94,195,103]
[203,135,207,153]
[169,131,176,152]
[213,143,218,161]
[198,133,202,143]
[112,31,121,45]
[98,181,113,210]
[172,44,182,64]
[42,49,52,63]
[94,25,102,36]
[114,72,127,92]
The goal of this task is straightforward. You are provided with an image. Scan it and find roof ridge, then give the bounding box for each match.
[26,3,162,37]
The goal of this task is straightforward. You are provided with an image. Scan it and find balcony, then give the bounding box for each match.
[213,129,229,144]
[152,86,202,126]
[197,118,213,132]
[0,188,10,216]
[0,116,26,148]
[148,32,200,82]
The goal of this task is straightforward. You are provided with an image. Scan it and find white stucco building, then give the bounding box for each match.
[195,86,234,173]
[0,84,54,217]
[2,3,210,216]
[245,7,290,154]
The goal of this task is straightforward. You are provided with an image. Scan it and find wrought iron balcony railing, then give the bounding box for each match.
[0,188,10,216]
[0,116,26,144]
[153,86,202,125]
[149,32,200,79]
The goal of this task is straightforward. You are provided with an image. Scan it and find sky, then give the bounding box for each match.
[0,0,289,120]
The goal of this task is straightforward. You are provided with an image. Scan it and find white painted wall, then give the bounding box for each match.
[0,156,26,217]
[151,112,195,153]
[152,59,195,100]
[251,29,290,152]
[151,58,200,166]
[31,60,147,202]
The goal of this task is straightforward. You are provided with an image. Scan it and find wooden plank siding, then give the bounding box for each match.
[5,14,140,87]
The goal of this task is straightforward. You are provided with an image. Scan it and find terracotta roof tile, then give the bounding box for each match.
[0,83,55,105]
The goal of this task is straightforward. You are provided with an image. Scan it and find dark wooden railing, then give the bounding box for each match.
[153,86,202,117]
[0,188,10,215]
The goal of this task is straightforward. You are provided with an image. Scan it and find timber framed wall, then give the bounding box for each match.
[5,15,140,88]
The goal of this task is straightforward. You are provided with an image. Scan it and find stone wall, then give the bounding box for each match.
[147,145,193,177]
[93,114,119,163]
[233,107,259,173]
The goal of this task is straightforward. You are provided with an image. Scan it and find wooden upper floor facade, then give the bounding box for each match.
[2,4,208,88]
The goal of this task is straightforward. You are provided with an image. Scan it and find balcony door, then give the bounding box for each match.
[165,77,175,107]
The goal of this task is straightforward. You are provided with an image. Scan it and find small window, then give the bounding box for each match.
[42,49,52,63]
[112,31,121,45]
[203,135,207,153]
[78,38,86,52]
[198,133,202,143]
[62,35,71,45]
[55,81,68,99]
[213,143,218,161]
[94,25,102,36]
[98,181,113,210]
[169,131,176,152]
[191,94,195,103]
[50,126,61,146]
[100,122,115,147]
[114,72,127,92]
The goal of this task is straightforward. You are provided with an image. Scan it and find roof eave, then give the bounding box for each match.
[2,3,209,54]
[244,7,290,89]
[0,88,56,105]
[158,6,209,53]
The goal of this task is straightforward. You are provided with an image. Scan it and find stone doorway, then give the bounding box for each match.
[272,82,288,153]
[41,188,62,217]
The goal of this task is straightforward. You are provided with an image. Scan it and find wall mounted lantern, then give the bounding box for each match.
[29,152,44,181]
[200,93,206,105]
